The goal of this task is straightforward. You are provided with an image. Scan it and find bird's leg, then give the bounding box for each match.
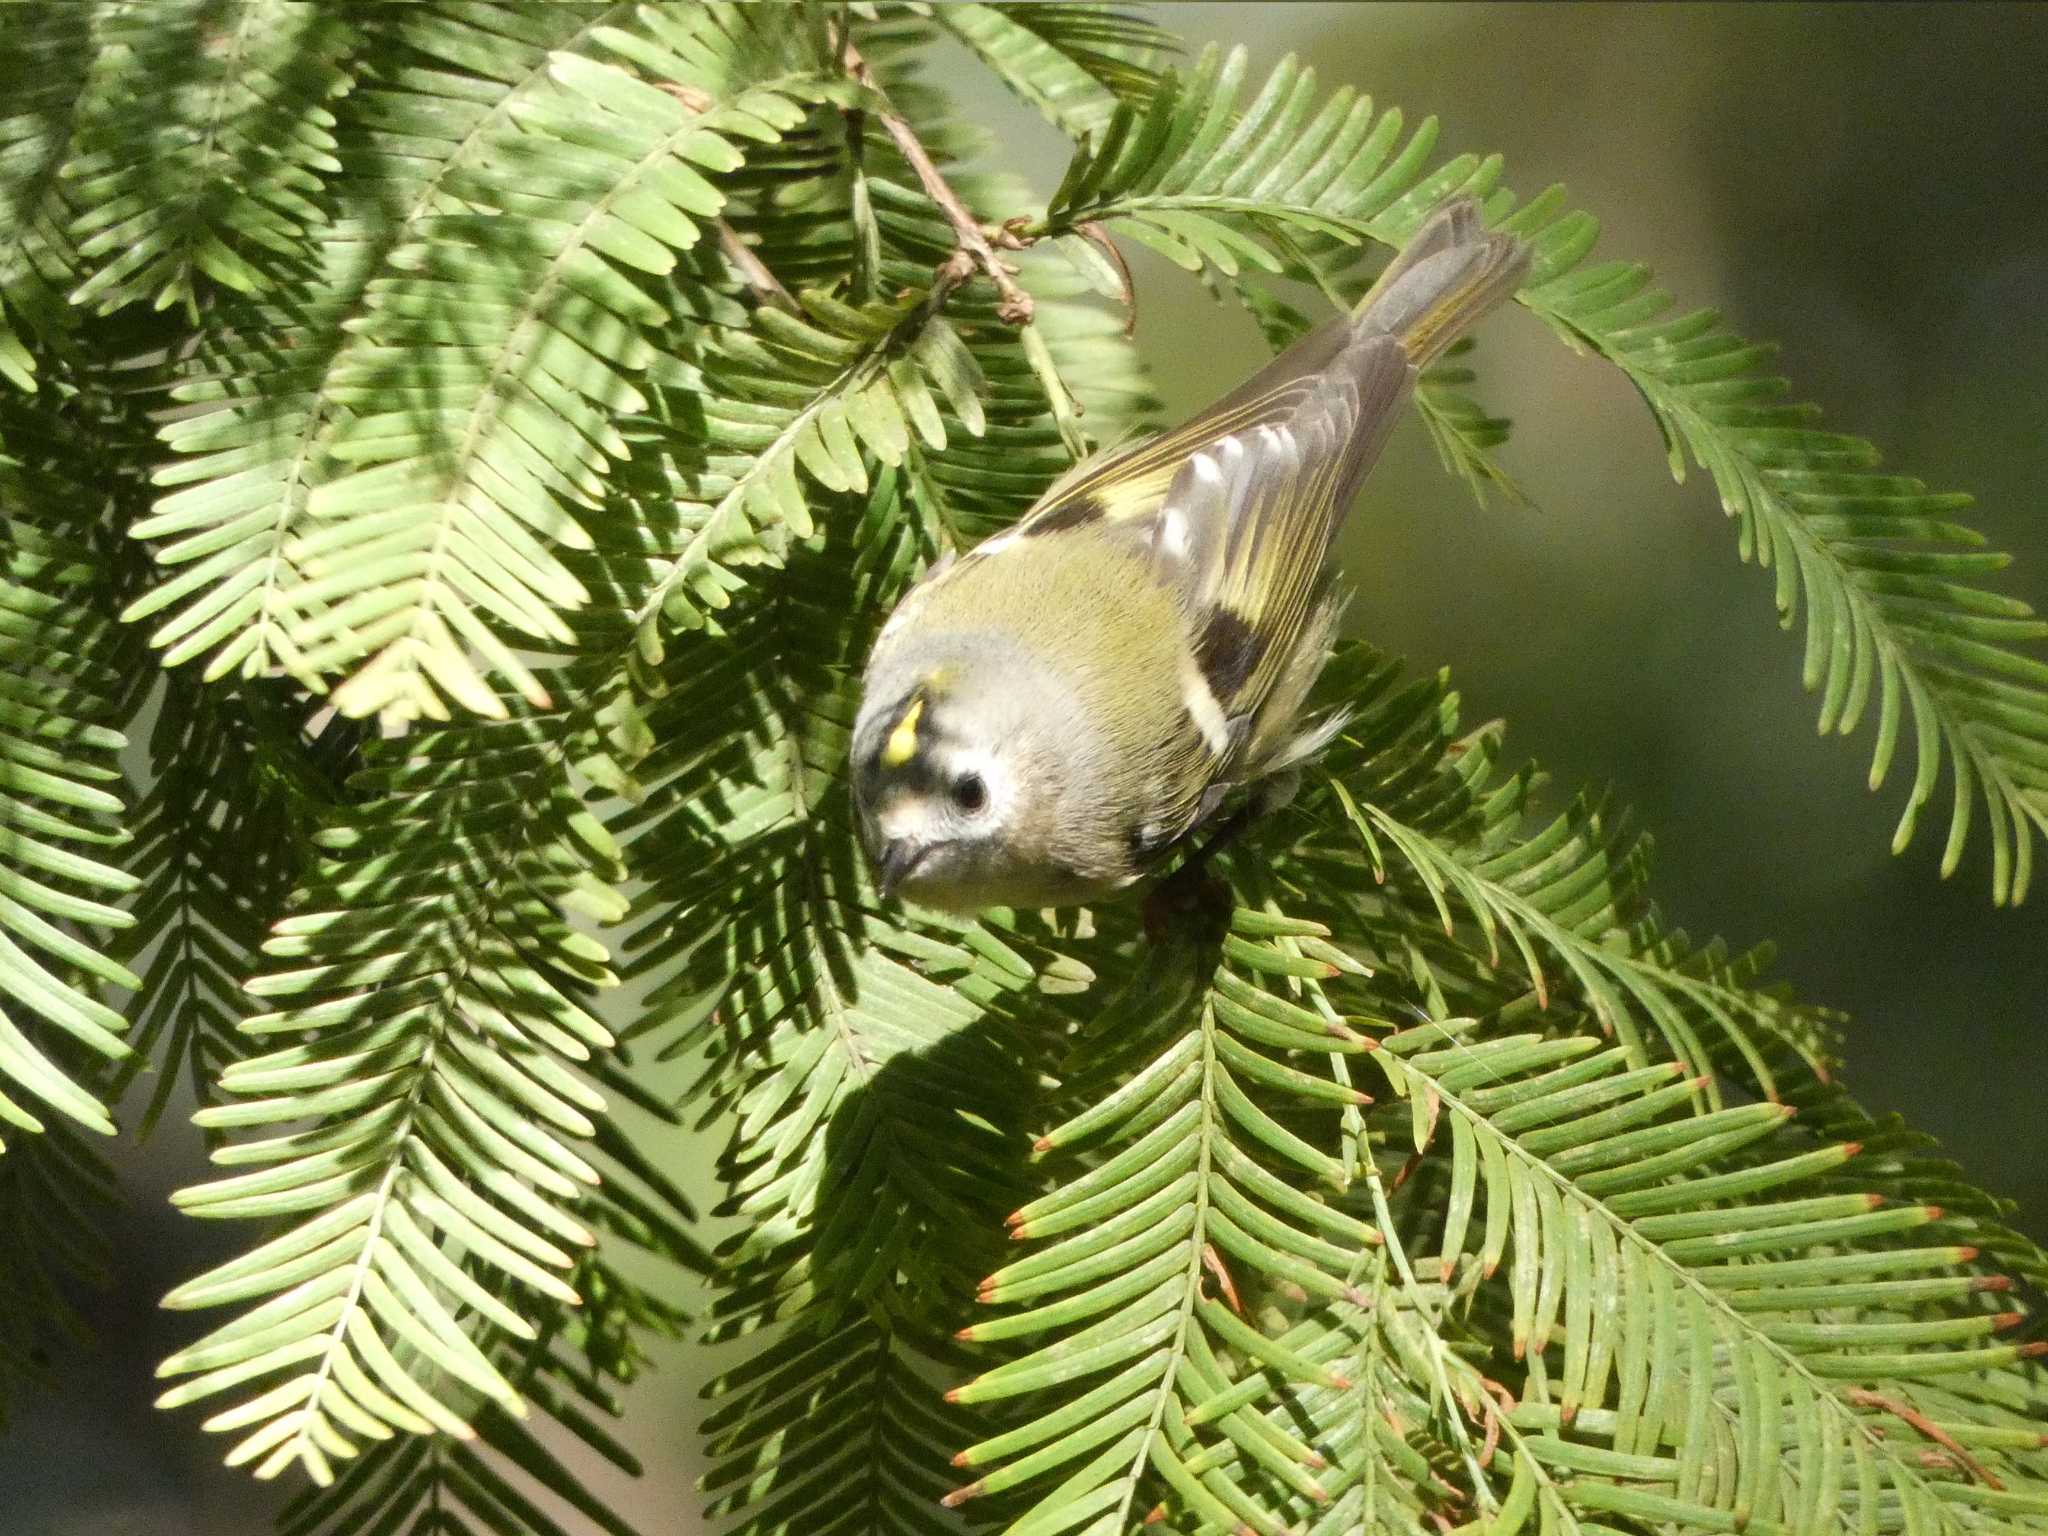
[1184,801,1259,869]
[1142,802,1258,946]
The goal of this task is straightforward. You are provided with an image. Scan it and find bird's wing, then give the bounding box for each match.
[1006,196,1526,549]
[988,198,1527,777]
[1009,309,1365,538]
[1153,332,1415,737]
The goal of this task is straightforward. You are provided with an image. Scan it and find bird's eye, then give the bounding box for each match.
[951,773,988,814]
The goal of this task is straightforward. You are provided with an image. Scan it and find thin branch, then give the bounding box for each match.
[997,213,1135,336]
[841,37,1034,325]
[1846,1389,2007,1491]
[1077,219,1136,335]
[650,77,801,315]
[716,222,798,314]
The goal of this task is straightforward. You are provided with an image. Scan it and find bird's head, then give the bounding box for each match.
[851,645,1086,911]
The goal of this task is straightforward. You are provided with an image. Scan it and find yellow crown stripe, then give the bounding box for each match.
[882,694,926,767]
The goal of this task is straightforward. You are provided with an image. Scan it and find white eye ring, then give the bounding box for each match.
[950,772,988,814]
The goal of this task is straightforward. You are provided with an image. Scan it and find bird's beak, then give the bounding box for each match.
[876,839,927,900]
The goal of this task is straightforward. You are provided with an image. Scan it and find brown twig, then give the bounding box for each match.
[1465,1374,1516,1471]
[1390,1148,1426,1194]
[1202,1242,1246,1316]
[1077,219,1137,336]
[1847,1388,2005,1490]
[1006,214,1137,337]
[716,222,799,314]
[650,78,800,314]
[841,37,1035,325]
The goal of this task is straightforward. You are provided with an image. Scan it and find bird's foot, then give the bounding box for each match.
[1143,858,1233,947]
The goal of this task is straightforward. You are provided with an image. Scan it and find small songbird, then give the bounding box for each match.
[851,198,1529,911]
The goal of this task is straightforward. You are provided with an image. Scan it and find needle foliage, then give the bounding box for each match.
[1,5,2044,1533]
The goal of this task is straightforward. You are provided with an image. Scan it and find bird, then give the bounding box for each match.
[850,197,1529,913]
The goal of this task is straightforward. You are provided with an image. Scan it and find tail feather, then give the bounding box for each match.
[1353,197,1529,366]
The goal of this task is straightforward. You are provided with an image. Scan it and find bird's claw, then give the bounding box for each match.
[1143,859,1233,947]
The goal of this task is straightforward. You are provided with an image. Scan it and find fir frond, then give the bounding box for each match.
[636,290,993,641]
[1036,47,1469,279]
[1362,1014,2043,1535]
[701,1320,977,1536]
[1515,231,2048,906]
[280,1397,646,1536]
[119,2,640,688]
[1414,342,1528,510]
[127,3,842,725]
[949,930,1381,1536]
[109,676,341,1137]
[1716,1022,2048,1294]
[154,698,632,1485]
[0,1122,117,1421]
[0,403,138,1143]
[1032,44,2048,901]
[0,3,93,389]
[275,1111,704,1536]
[1281,648,1839,1099]
[287,14,838,723]
[63,0,360,316]
[939,3,1173,141]
[901,257,1157,551]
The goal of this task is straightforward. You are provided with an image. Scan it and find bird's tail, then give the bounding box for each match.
[1351,198,1529,366]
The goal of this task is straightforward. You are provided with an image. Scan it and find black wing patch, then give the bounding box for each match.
[1021,493,1104,536]
[1193,605,1267,704]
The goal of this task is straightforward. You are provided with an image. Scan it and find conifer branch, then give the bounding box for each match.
[842,35,1035,323]
[1,13,2041,1536]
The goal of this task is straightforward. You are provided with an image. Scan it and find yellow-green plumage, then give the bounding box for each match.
[902,522,1212,831]
[852,198,1530,911]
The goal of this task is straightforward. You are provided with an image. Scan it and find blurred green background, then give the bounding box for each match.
[4,5,2043,1532]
